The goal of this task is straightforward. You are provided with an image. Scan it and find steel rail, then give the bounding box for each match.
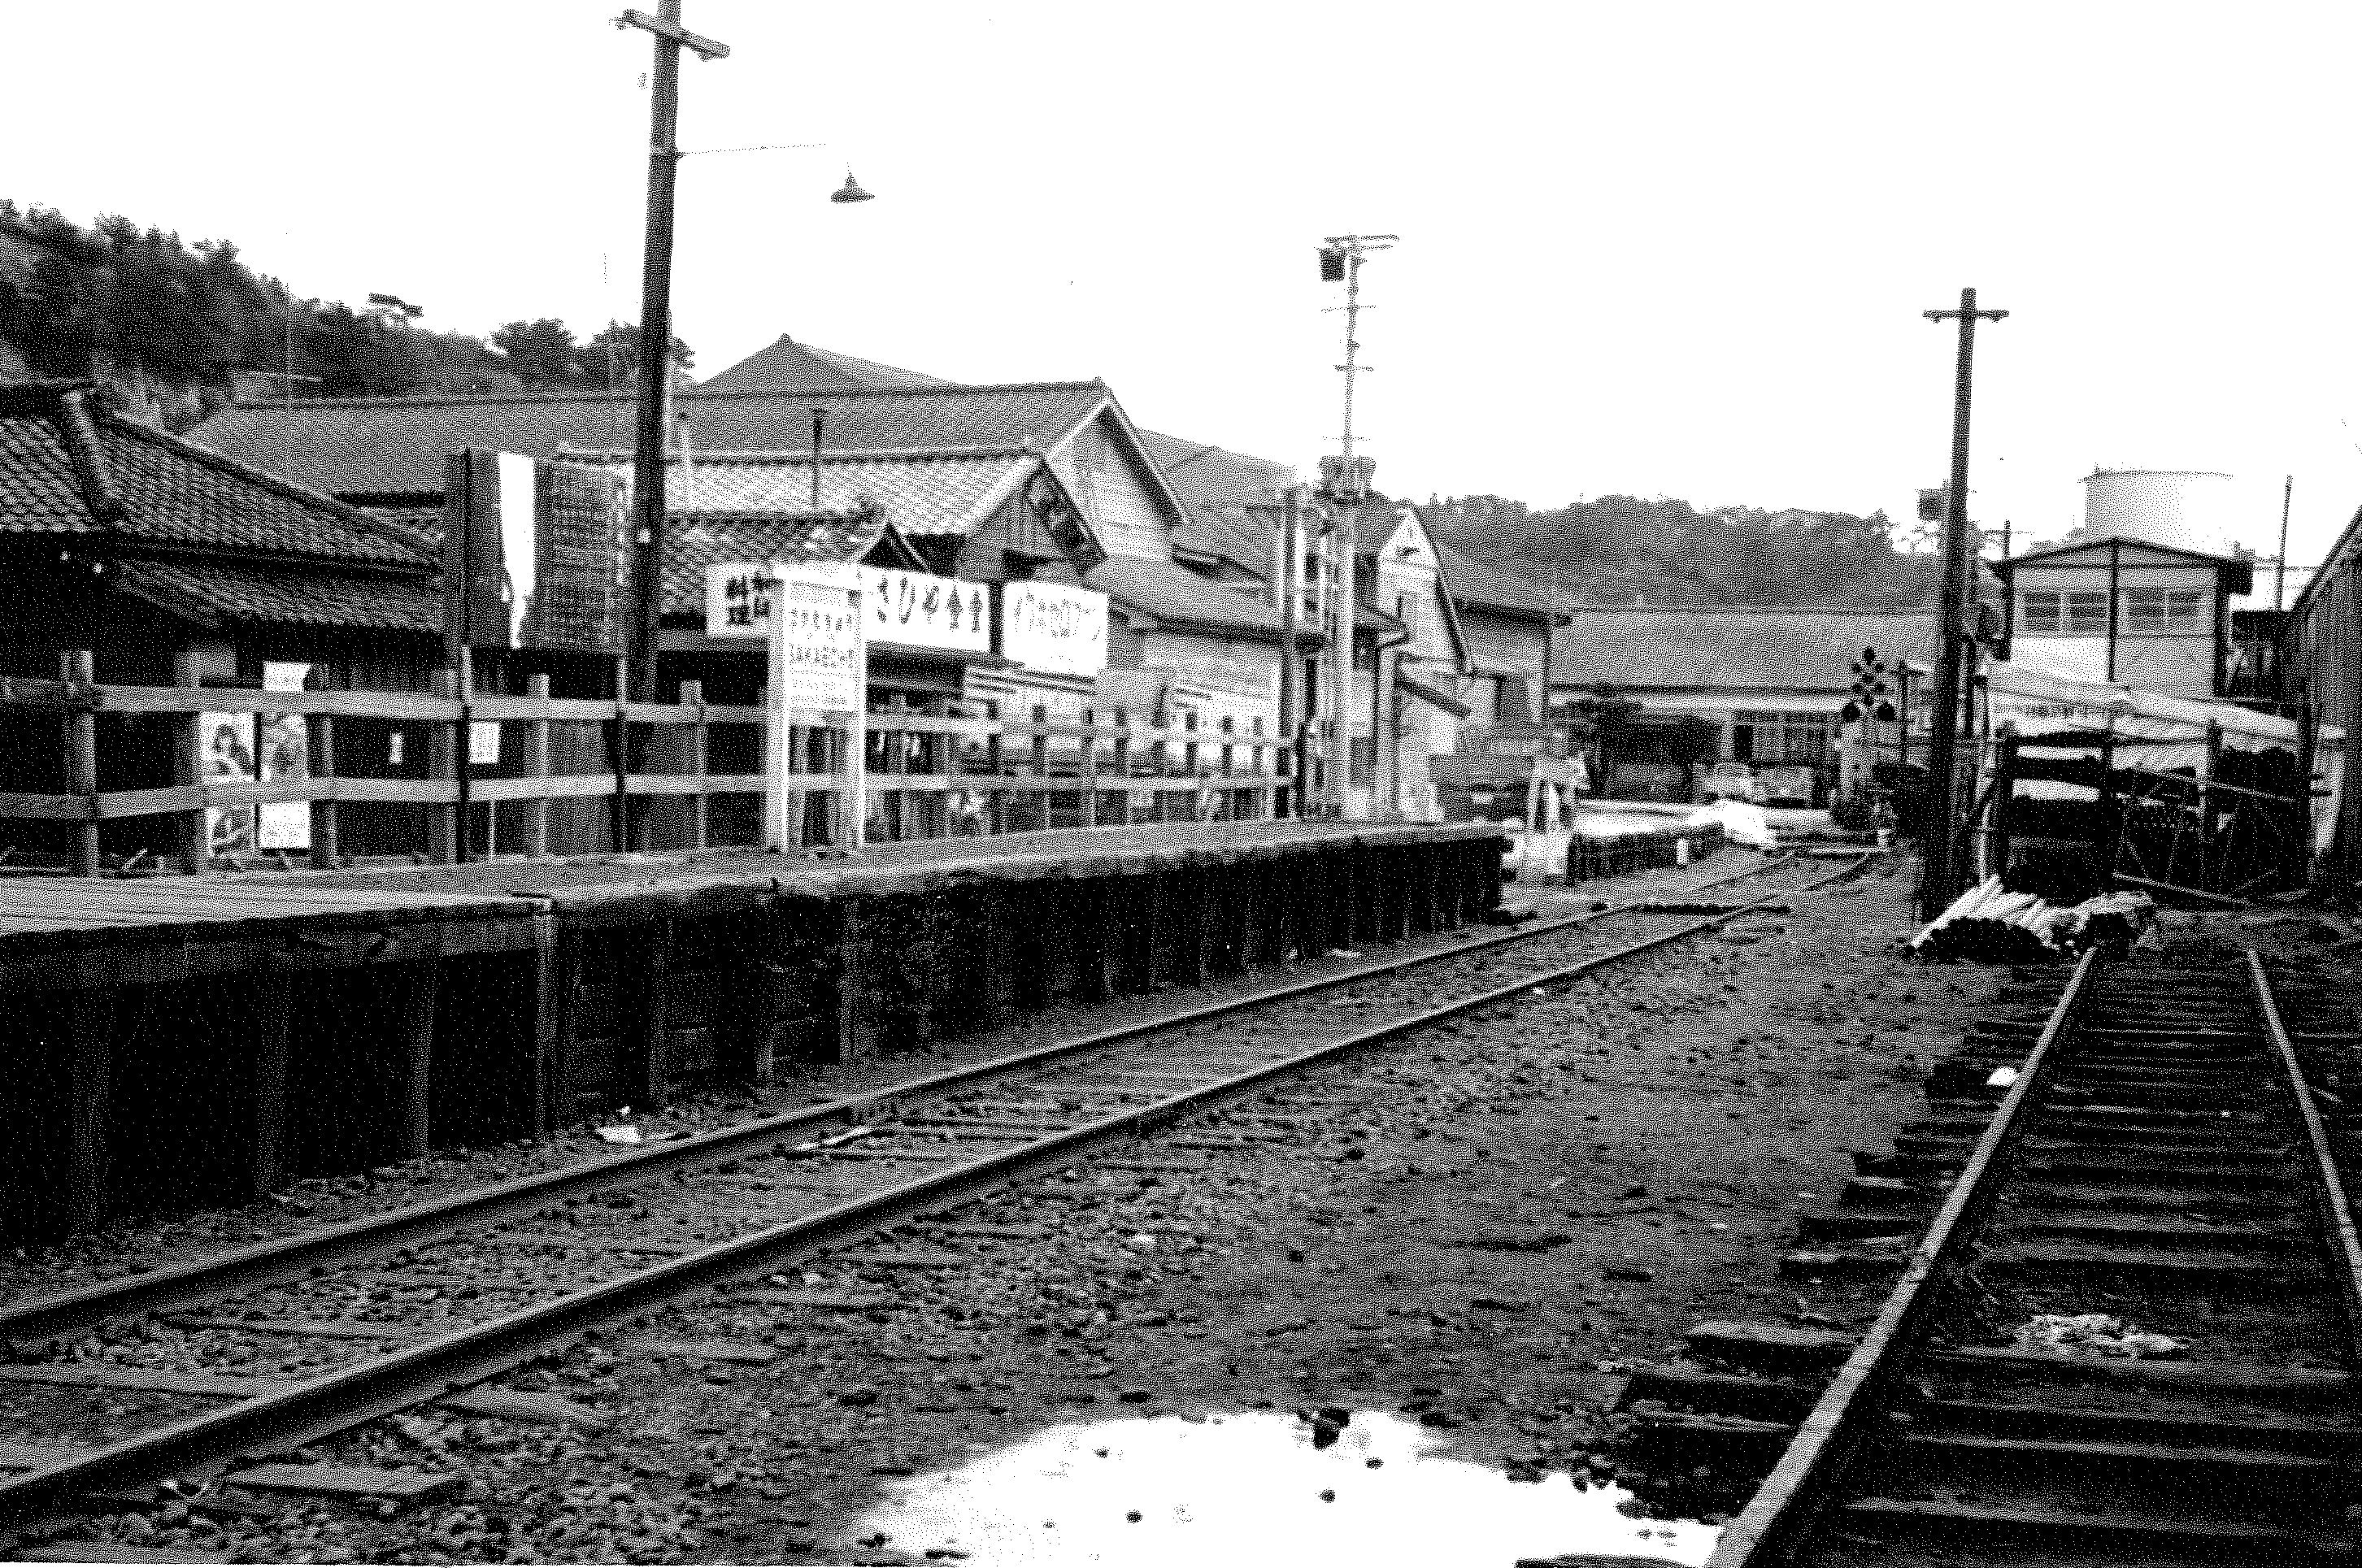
[0,849,1814,1344]
[0,855,1867,1525]
[2246,950,2362,1355]
[1700,945,2101,1568]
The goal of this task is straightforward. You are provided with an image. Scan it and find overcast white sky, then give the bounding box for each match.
[10,2,2362,566]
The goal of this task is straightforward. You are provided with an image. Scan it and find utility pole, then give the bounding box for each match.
[2275,475,2293,610]
[1315,232,1396,817]
[1277,486,1305,815]
[618,2,730,703]
[1920,287,2007,920]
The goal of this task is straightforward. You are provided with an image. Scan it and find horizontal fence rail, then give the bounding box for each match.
[0,652,1295,874]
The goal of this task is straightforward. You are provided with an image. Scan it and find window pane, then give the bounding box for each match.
[2125,588,2164,630]
[2021,591,2061,632]
[2065,592,2108,632]
[2168,589,2203,626]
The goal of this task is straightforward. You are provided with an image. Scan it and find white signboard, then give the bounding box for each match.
[769,567,863,713]
[709,562,990,654]
[866,567,990,653]
[707,561,777,637]
[1001,580,1109,679]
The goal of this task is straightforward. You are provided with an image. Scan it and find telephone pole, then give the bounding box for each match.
[1919,287,2007,920]
[617,3,730,702]
[1315,233,1395,817]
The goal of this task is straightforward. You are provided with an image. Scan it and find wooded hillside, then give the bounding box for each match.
[1428,493,1940,609]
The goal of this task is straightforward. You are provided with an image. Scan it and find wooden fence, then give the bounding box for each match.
[0,651,1295,875]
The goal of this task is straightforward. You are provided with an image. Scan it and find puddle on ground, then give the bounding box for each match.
[844,1409,1720,1566]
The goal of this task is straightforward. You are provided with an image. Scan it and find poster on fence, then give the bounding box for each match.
[201,710,257,859]
[255,662,312,852]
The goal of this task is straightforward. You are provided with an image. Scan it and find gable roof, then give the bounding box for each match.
[1430,538,1557,623]
[1085,554,1303,644]
[698,334,955,394]
[1995,533,2255,593]
[1552,605,1939,693]
[559,445,1081,541]
[699,332,1294,526]
[661,506,911,622]
[1133,428,1294,514]
[0,381,433,570]
[185,382,1116,502]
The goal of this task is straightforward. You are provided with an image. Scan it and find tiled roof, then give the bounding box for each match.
[1172,502,1274,571]
[1433,539,1556,621]
[1551,606,1939,693]
[111,557,443,634]
[1085,554,1296,642]
[1133,429,1294,514]
[700,334,955,393]
[563,448,1032,538]
[661,506,893,621]
[186,383,1112,501]
[703,336,1293,511]
[1,381,432,567]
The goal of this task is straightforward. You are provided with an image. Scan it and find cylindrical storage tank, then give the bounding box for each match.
[2079,470,2238,553]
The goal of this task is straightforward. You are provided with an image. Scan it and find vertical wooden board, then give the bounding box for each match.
[978,888,1019,1027]
[639,918,676,1105]
[394,962,439,1161]
[63,989,112,1236]
[250,971,294,1200]
[1177,868,1211,987]
[829,898,870,1065]
[529,914,558,1136]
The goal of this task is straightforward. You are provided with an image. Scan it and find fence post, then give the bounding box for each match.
[1115,708,1134,827]
[1253,717,1274,820]
[60,650,99,876]
[610,654,631,854]
[682,678,709,852]
[885,693,908,843]
[174,651,205,872]
[982,701,1005,836]
[311,694,339,870]
[1081,706,1099,829]
[1186,711,1208,823]
[1031,704,1050,832]
[427,667,459,864]
[525,673,553,858]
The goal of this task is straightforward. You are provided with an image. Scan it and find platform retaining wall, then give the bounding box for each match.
[0,823,1504,1242]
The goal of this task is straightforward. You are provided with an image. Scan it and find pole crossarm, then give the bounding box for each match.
[614,8,729,59]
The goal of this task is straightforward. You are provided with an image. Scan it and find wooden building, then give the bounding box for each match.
[0,380,446,867]
[1549,605,1938,802]
[187,380,1306,741]
[1991,536,2252,700]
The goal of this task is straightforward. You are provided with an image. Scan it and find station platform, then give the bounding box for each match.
[0,819,1504,1242]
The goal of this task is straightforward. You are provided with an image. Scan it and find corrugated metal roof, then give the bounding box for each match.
[1552,606,1939,692]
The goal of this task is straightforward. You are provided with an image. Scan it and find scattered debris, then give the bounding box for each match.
[2010,1313,2186,1360]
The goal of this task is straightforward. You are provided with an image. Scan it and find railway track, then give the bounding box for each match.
[1700,945,2362,1566]
[0,846,1868,1540]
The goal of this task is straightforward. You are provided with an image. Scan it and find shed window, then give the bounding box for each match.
[2122,587,2203,632]
[2022,589,2107,634]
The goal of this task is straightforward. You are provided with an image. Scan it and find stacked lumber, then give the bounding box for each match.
[1908,878,2155,963]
